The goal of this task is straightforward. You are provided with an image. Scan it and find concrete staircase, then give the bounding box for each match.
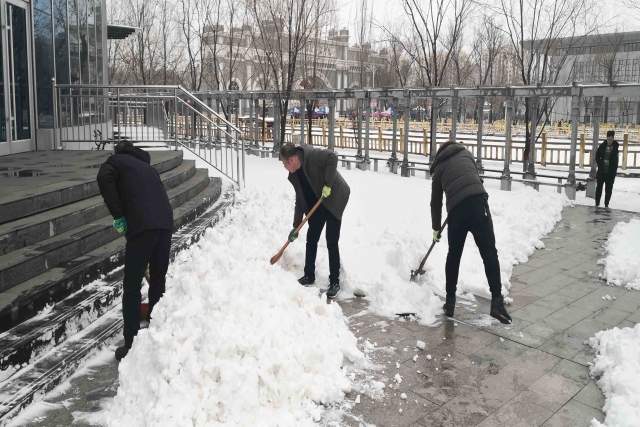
[0,150,234,424]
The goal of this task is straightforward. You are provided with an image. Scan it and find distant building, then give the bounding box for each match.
[201,26,388,115]
[526,31,640,124]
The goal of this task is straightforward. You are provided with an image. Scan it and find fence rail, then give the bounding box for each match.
[52,83,245,187]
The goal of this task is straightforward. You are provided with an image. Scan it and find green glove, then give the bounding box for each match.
[288,228,298,242]
[322,185,331,199]
[113,217,128,235]
[433,230,442,243]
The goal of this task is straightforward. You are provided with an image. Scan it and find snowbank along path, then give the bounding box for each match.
[601,218,640,290]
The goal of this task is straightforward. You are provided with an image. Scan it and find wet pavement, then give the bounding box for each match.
[11,205,640,427]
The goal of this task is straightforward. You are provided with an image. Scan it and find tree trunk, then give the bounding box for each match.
[604,97,609,123]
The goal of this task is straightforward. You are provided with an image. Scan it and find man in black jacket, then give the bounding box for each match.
[280,144,350,299]
[97,141,173,361]
[595,130,619,208]
[430,142,511,324]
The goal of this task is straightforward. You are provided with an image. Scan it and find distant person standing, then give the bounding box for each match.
[595,130,619,208]
[97,141,174,361]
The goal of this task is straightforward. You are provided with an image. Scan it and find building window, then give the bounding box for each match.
[34,0,55,127]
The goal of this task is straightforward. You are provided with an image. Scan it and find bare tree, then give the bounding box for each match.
[495,0,598,169]
[588,30,625,122]
[249,0,331,147]
[177,0,214,91]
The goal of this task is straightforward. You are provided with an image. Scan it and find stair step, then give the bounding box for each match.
[0,151,183,225]
[0,159,196,256]
[0,170,210,293]
[0,179,223,335]
[0,187,233,424]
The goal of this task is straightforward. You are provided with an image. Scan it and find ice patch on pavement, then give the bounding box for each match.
[600,218,640,290]
[589,324,640,427]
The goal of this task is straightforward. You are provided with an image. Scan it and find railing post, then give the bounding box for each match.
[501,89,513,191]
[363,97,371,169]
[622,133,629,170]
[356,98,363,160]
[390,98,399,173]
[248,95,254,152]
[423,127,428,156]
[476,96,484,172]
[428,97,439,176]
[566,85,581,200]
[328,97,336,151]
[401,97,411,177]
[579,133,586,169]
[541,132,547,166]
[451,93,458,142]
[51,77,58,150]
[300,94,305,145]
[339,124,344,148]
[378,126,383,152]
[117,88,122,143]
[273,97,280,156]
[525,96,538,180]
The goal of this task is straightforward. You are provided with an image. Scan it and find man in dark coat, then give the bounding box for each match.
[280,143,350,298]
[430,142,511,324]
[97,141,174,361]
[595,130,619,208]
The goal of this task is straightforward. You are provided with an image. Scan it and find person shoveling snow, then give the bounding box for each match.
[279,143,350,299]
[429,141,512,324]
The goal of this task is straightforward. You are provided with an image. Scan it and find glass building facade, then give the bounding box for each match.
[37,0,106,127]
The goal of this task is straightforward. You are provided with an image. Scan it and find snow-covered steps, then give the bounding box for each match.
[0,189,234,425]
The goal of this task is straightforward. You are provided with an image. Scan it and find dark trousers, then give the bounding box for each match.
[595,174,615,206]
[122,229,172,347]
[445,194,502,299]
[304,205,342,284]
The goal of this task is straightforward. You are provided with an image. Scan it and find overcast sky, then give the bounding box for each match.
[337,0,640,48]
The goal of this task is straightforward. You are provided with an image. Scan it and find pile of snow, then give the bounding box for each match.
[601,219,640,290]
[589,324,640,427]
[103,189,366,426]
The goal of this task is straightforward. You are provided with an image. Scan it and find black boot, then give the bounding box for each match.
[327,281,341,299]
[490,296,512,325]
[298,276,315,286]
[115,344,131,361]
[443,296,456,317]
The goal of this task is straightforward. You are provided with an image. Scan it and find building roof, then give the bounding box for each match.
[107,25,140,40]
[524,30,640,49]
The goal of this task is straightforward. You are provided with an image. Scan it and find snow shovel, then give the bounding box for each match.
[270,197,324,265]
[410,218,448,282]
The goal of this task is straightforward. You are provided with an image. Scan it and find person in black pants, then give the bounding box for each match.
[430,142,511,324]
[280,143,350,298]
[595,130,619,208]
[97,140,174,361]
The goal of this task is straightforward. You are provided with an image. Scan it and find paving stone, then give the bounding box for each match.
[548,256,589,271]
[546,305,594,325]
[533,293,581,311]
[349,390,439,427]
[565,252,595,263]
[454,345,516,379]
[616,320,637,329]
[571,348,597,366]
[493,348,561,391]
[564,319,610,340]
[361,322,421,350]
[509,291,540,310]
[523,280,567,298]
[624,289,640,301]
[417,394,497,427]
[510,304,557,324]
[517,265,566,286]
[526,372,584,412]
[588,307,634,326]
[524,256,559,269]
[551,359,591,386]
[626,310,640,323]
[487,336,530,358]
[411,343,467,377]
[505,331,548,348]
[541,400,604,426]
[555,281,599,300]
[411,366,481,406]
[521,319,573,341]
[563,262,603,280]
[572,380,606,413]
[605,296,640,313]
[476,396,552,427]
[512,264,537,276]
[538,332,589,359]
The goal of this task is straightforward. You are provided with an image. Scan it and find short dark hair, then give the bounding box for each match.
[114,140,134,154]
[606,130,615,138]
[279,143,298,160]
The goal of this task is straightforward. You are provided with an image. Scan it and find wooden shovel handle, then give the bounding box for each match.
[415,218,448,274]
[270,197,324,265]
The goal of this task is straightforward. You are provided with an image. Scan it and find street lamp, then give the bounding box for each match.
[366,64,383,87]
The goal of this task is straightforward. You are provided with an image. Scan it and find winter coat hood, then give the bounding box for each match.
[115,145,151,164]
[430,143,465,173]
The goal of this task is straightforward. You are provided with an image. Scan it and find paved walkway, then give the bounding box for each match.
[13,206,640,427]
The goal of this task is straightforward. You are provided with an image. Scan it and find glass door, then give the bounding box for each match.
[0,0,33,156]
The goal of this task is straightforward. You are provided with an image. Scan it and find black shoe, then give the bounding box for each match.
[327,282,341,299]
[298,276,315,286]
[490,296,512,325]
[443,296,456,317]
[115,345,131,361]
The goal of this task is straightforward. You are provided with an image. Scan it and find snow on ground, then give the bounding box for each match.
[600,219,640,290]
[589,324,640,427]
